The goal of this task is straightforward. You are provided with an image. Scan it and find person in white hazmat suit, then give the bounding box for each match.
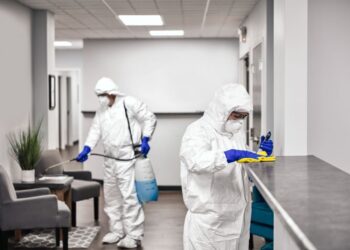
[75,77,157,248]
[180,84,260,250]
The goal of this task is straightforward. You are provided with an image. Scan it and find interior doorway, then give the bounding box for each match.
[56,69,80,150]
[66,76,72,147]
[239,54,251,147]
[239,42,263,150]
[251,43,263,151]
[58,76,62,149]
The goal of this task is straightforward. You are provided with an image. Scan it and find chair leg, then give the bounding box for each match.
[55,228,60,247]
[0,229,8,250]
[62,228,69,250]
[94,197,99,221]
[249,234,254,250]
[72,201,77,227]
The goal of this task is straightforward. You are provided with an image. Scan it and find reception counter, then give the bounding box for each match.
[245,156,350,250]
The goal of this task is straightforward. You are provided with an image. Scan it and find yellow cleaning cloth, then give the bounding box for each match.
[237,151,276,163]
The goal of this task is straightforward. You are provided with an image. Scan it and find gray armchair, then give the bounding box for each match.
[36,150,100,227]
[0,165,70,250]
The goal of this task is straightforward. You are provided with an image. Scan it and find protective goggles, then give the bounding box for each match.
[228,111,249,120]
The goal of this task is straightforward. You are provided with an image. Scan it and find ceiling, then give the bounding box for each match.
[18,0,258,39]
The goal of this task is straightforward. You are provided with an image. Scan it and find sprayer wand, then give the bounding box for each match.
[44,152,143,174]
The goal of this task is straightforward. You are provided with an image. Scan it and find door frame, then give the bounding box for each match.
[250,42,263,151]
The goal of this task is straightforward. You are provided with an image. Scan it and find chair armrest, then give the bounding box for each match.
[63,170,92,180]
[16,188,51,198]
[1,195,58,231]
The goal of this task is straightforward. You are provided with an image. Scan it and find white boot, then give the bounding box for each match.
[102,232,123,244]
[117,236,141,248]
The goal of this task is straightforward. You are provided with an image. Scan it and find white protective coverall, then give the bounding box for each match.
[180,84,253,250]
[85,78,157,240]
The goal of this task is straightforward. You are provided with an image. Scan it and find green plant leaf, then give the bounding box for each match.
[7,121,43,170]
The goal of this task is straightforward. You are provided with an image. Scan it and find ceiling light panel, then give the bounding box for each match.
[119,15,164,26]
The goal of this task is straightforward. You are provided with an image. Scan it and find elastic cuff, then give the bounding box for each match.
[128,234,143,241]
[214,152,229,171]
[111,232,125,238]
[142,136,150,141]
[84,144,93,151]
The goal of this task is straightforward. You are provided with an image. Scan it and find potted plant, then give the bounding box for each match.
[7,123,42,183]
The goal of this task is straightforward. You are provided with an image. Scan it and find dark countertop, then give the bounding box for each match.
[245,156,350,250]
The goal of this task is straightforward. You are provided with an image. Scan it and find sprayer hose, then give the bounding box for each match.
[90,153,142,161]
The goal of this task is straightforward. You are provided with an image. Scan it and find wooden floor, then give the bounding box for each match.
[80,191,265,250]
[9,145,265,250]
[86,191,187,250]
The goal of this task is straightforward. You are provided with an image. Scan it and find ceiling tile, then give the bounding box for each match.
[18,0,257,39]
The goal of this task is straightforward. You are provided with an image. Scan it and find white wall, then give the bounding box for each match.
[32,10,57,150]
[308,0,350,173]
[274,0,308,156]
[239,0,266,58]
[241,0,307,156]
[82,39,239,184]
[0,0,32,179]
[239,0,274,137]
[47,12,57,150]
[56,49,83,69]
[83,39,239,113]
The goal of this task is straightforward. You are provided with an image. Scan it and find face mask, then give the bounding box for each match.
[98,96,109,108]
[224,120,243,134]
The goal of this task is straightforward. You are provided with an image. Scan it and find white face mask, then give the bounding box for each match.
[98,96,109,108]
[224,119,243,134]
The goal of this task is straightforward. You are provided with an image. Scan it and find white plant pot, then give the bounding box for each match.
[22,169,35,183]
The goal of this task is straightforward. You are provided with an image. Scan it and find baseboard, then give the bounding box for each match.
[158,185,182,191]
[93,180,181,191]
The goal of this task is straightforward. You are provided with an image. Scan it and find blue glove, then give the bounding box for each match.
[224,149,259,163]
[259,135,273,156]
[141,137,150,157]
[76,146,91,162]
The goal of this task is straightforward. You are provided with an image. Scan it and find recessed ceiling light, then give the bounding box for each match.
[54,41,73,47]
[118,15,163,26]
[149,30,185,37]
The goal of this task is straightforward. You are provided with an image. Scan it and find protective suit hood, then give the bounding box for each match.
[95,77,124,96]
[204,83,252,134]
